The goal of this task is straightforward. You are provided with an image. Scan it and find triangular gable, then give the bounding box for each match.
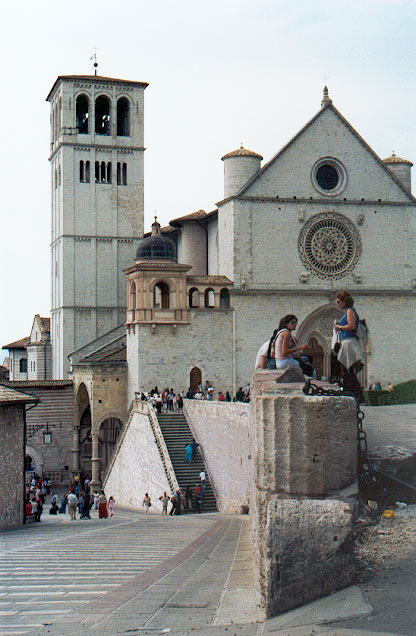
[235,103,415,203]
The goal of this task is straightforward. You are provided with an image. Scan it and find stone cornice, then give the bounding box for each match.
[49,142,145,162]
[217,196,416,208]
[50,235,137,247]
[231,288,416,297]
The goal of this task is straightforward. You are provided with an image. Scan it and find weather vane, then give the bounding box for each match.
[90,46,99,76]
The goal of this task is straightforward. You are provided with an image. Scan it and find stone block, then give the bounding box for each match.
[264,498,355,616]
[275,366,305,383]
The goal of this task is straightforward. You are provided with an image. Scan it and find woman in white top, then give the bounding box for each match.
[274,314,306,370]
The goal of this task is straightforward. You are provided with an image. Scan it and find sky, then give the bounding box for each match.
[1,0,415,362]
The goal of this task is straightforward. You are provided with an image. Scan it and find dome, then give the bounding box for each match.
[136,219,177,261]
[383,152,413,166]
[221,144,263,161]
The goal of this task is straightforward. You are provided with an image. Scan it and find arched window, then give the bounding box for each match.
[80,160,84,182]
[117,97,130,136]
[101,161,106,182]
[19,358,27,373]
[76,95,89,134]
[153,282,170,309]
[130,282,136,310]
[189,287,200,308]
[95,95,110,135]
[220,288,230,309]
[204,288,215,308]
[106,162,112,183]
[85,160,90,183]
[122,162,127,185]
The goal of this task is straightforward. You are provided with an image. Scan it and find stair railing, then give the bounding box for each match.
[135,401,179,493]
[102,399,138,489]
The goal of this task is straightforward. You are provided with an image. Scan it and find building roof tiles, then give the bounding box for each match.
[2,336,30,350]
[0,385,38,404]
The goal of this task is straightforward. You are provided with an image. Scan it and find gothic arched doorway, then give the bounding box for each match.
[304,337,325,379]
[99,418,123,475]
[190,367,202,391]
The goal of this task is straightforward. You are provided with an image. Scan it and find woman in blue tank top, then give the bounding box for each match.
[334,291,364,402]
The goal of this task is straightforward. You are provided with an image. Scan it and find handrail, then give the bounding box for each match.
[135,401,179,493]
[102,400,179,493]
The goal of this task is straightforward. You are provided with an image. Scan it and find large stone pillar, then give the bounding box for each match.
[250,370,357,618]
[91,432,101,491]
[71,425,80,479]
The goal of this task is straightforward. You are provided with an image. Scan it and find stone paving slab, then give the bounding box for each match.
[263,586,371,632]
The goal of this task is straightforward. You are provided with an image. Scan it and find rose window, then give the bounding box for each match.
[298,212,361,279]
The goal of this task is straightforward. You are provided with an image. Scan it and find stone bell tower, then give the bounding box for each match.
[47,74,148,378]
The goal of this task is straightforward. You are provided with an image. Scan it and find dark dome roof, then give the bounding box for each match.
[136,219,177,261]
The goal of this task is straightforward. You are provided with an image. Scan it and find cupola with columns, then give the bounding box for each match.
[124,218,191,330]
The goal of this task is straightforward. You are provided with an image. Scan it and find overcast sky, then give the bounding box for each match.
[1,0,415,362]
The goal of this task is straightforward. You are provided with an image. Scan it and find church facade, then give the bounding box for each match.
[43,74,416,486]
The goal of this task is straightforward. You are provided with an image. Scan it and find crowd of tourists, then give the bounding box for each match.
[136,382,250,406]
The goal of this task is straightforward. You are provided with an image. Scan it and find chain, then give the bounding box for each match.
[303,379,369,478]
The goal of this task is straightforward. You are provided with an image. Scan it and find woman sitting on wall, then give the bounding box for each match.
[274,315,307,370]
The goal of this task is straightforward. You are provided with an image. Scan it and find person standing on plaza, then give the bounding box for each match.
[93,492,99,510]
[59,493,67,514]
[143,493,151,515]
[185,485,192,511]
[159,492,169,515]
[98,491,108,519]
[108,496,115,517]
[82,491,91,519]
[67,491,78,521]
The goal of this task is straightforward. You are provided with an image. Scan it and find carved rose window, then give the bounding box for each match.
[298,212,361,280]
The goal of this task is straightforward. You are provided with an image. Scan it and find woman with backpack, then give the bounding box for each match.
[333,291,365,402]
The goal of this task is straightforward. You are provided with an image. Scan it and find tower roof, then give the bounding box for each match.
[46,75,149,101]
[383,152,413,167]
[221,145,263,161]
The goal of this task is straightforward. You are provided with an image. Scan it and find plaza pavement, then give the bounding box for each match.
[1,404,416,636]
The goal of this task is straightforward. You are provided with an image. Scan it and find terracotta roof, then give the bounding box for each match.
[2,336,30,350]
[46,75,149,101]
[0,385,38,405]
[383,153,413,166]
[187,275,233,285]
[83,345,127,364]
[39,317,50,332]
[142,225,177,238]
[169,210,208,227]
[221,146,263,161]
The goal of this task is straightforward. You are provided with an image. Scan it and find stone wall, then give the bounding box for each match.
[250,371,357,617]
[6,381,74,484]
[183,399,251,512]
[104,408,172,514]
[0,405,24,528]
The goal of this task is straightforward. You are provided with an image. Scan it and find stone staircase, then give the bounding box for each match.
[157,412,217,511]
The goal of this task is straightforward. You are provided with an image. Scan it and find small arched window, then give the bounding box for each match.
[220,288,230,309]
[19,358,27,373]
[117,97,130,136]
[130,282,136,310]
[76,95,89,134]
[153,282,170,309]
[189,288,200,308]
[95,96,111,135]
[204,288,215,308]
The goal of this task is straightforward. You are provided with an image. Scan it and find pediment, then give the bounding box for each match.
[237,104,414,204]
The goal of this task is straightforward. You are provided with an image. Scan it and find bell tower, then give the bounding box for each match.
[47,74,148,378]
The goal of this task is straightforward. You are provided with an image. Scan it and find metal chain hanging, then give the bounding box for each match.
[303,379,369,478]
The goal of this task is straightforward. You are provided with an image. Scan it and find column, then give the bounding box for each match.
[91,431,101,490]
[71,426,80,479]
